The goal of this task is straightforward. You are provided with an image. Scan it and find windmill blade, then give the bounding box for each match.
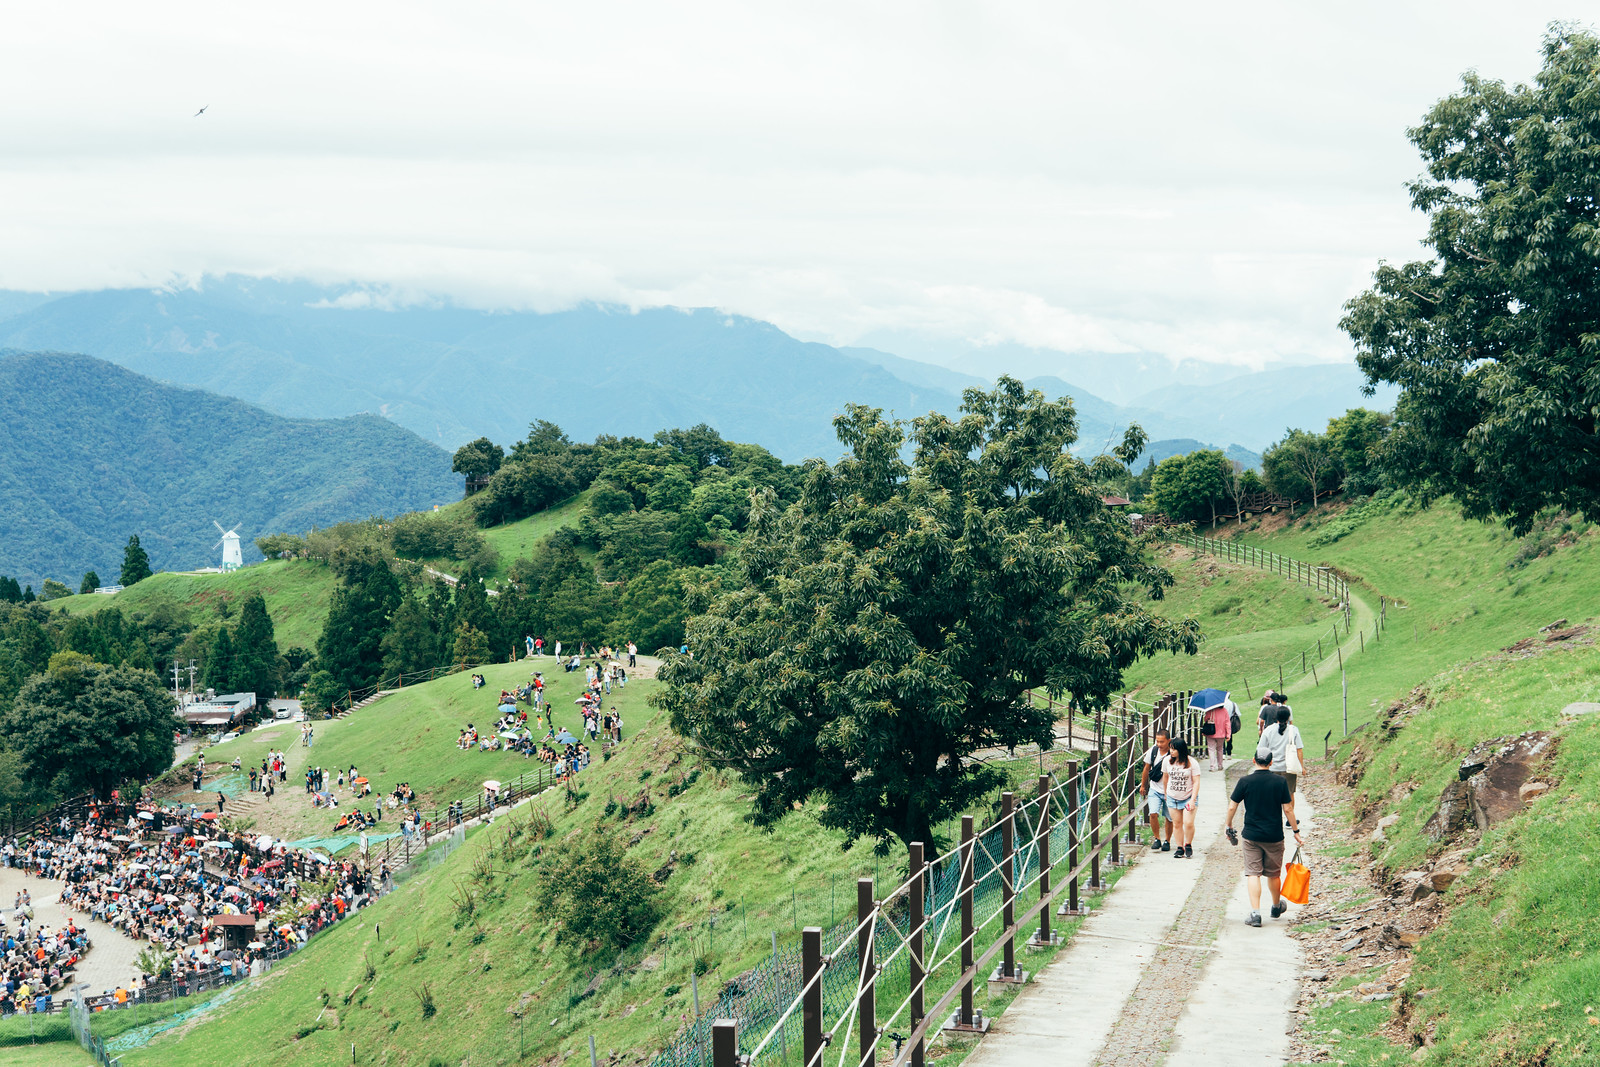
[227,524,242,535]
[214,520,227,535]
[214,539,225,550]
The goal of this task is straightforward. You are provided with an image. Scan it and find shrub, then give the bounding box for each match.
[535,829,663,954]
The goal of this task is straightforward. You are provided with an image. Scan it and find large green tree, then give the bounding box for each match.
[231,593,281,697]
[316,546,402,692]
[451,436,505,494]
[1262,429,1338,508]
[1342,28,1600,533]
[202,626,234,692]
[2,653,177,800]
[380,595,441,680]
[120,534,152,586]
[654,378,1200,851]
[1149,449,1229,524]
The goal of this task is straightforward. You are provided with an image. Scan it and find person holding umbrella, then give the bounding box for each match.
[1188,688,1237,771]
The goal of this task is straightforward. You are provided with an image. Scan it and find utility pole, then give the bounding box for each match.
[187,660,198,699]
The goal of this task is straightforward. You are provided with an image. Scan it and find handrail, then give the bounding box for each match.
[695,693,1205,1067]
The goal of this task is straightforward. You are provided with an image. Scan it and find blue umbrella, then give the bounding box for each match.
[1188,688,1230,711]
[555,730,578,744]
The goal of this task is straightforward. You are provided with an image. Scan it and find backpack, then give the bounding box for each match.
[1146,746,1164,783]
[1230,709,1242,733]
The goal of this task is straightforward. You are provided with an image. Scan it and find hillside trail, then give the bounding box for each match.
[961,761,1317,1067]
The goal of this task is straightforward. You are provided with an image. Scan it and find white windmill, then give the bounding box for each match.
[213,521,244,571]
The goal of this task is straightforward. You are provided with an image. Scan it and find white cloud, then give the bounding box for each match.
[0,1,1580,370]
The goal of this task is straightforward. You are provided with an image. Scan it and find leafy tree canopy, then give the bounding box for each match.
[80,571,100,595]
[535,829,662,954]
[1149,449,1229,523]
[1,654,177,800]
[451,436,505,489]
[654,377,1199,851]
[121,534,152,587]
[1342,27,1600,532]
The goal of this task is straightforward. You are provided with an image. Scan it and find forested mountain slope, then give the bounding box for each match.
[0,351,460,585]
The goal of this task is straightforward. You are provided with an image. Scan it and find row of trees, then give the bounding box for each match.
[1142,408,1393,525]
[285,422,801,710]
[0,534,155,607]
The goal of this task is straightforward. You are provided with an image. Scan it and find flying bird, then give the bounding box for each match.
[194,105,208,117]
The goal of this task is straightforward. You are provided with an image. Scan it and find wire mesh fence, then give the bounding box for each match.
[644,721,1165,1067]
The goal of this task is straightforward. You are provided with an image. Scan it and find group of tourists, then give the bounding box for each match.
[1139,689,1308,926]
[526,636,639,671]
[1,799,389,1009]
[0,887,87,1015]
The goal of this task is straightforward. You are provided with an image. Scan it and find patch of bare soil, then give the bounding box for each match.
[1500,619,1594,658]
[1287,766,1449,1063]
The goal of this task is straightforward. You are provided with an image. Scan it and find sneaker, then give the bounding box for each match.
[1174,847,1184,859]
[1270,901,1288,919]
[1185,845,1194,858]
[1162,839,1171,852]
[1246,912,1262,928]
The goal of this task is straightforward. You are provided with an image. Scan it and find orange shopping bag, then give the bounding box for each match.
[1282,847,1311,905]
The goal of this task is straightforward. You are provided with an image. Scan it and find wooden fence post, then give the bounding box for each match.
[1030,775,1055,947]
[858,878,876,1067]
[1059,761,1085,916]
[1000,791,1016,978]
[1088,755,1104,891]
[1108,739,1122,865]
[802,928,822,1067]
[908,842,926,1067]
[960,814,975,1025]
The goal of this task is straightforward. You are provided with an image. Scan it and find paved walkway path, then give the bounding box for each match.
[961,760,1313,1067]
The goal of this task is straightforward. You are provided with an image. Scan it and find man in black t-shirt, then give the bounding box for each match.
[1225,748,1303,927]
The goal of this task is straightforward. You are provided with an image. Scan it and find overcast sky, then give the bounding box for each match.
[0,3,1585,370]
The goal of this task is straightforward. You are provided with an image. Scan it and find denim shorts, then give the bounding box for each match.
[1148,792,1172,819]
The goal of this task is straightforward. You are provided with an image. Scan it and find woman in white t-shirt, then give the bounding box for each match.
[1161,739,1201,859]
[1259,704,1305,822]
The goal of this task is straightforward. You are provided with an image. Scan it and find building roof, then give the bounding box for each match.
[1101,495,1132,507]
[208,915,259,927]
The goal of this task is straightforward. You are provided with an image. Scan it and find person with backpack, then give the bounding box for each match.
[1202,696,1235,771]
[1259,704,1306,823]
[1161,739,1201,857]
[1138,729,1174,851]
[1225,746,1303,926]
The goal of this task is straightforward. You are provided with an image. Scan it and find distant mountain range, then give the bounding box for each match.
[0,351,460,587]
[0,278,1393,464]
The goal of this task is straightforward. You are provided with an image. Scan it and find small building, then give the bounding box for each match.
[180,692,258,728]
[1101,495,1132,507]
[208,914,260,950]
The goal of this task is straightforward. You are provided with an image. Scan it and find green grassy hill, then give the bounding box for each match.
[48,560,337,651]
[188,658,653,844]
[433,490,591,583]
[120,664,896,1067]
[48,496,596,652]
[1210,499,1600,1066]
[1116,544,1346,701]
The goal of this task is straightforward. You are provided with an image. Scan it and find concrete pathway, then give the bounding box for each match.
[1167,787,1318,1066]
[961,762,1311,1067]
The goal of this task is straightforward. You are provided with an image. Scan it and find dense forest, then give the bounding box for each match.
[0,350,462,586]
[252,421,801,710]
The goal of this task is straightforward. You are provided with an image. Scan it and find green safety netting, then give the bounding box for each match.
[285,831,401,855]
